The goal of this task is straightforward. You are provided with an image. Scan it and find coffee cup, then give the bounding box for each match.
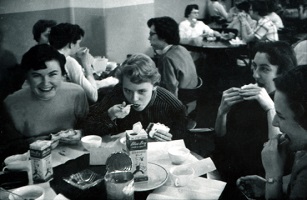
[168,146,190,165]
[169,166,194,187]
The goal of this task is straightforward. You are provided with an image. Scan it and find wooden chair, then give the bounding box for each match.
[178,77,203,130]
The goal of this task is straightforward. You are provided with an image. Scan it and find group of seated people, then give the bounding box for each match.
[0,2,307,199]
[182,0,283,45]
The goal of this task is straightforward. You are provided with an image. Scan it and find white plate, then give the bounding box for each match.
[134,162,168,192]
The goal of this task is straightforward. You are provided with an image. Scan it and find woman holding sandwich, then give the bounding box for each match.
[213,41,297,199]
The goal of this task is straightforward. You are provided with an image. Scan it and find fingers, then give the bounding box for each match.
[153,130,172,141]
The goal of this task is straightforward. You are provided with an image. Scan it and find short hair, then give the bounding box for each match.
[184,4,199,18]
[115,53,161,86]
[21,44,66,75]
[253,41,297,75]
[49,23,85,50]
[251,0,269,16]
[236,1,251,13]
[274,65,307,130]
[32,19,57,42]
[147,17,180,45]
[267,0,278,13]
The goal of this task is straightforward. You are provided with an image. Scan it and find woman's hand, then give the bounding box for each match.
[262,136,287,177]
[108,102,132,120]
[218,87,244,115]
[239,84,274,112]
[237,175,266,199]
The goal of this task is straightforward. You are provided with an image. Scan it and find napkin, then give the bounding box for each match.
[52,145,88,168]
[146,140,226,200]
[148,140,198,168]
[147,177,226,200]
[88,134,124,165]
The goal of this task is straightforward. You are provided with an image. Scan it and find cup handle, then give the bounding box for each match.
[174,178,180,187]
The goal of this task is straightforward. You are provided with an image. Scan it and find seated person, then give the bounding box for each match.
[237,65,307,200]
[293,36,307,66]
[299,2,307,20]
[147,16,198,115]
[49,23,98,103]
[179,4,220,44]
[80,53,187,142]
[266,0,284,30]
[240,0,279,43]
[227,0,256,38]
[1,44,88,159]
[32,19,57,44]
[213,41,297,199]
[208,0,230,23]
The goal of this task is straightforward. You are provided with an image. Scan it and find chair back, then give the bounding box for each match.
[178,77,203,105]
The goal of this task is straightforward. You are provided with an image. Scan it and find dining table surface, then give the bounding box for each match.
[3,132,226,200]
[181,37,247,53]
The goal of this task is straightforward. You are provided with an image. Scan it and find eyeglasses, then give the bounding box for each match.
[191,11,199,14]
[149,32,157,37]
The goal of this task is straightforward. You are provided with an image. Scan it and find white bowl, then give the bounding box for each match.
[81,135,102,150]
[9,185,45,200]
[168,147,190,165]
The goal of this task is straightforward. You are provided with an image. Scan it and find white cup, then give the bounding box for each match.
[169,166,194,187]
[9,185,45,200]
[168,147,190,165]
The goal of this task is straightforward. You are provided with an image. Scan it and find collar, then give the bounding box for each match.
[161,45,173,54]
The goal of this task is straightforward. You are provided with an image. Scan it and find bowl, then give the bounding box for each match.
[9,185,45,200]
[81,135,102,151]
[168,147,190,165]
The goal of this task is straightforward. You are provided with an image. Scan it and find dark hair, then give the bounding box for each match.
[274,65,307,130]
[251,0,269,16]
[253,41,297,75]
[116,53,160,85]
[267,0,278,13]
[184,4,199,18]
[49,23,85,49]
[21,44,66,75]
[236,1,251,13]
[32,20,57,43]
[147,17,180,45]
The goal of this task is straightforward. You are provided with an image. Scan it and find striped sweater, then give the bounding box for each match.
[81,85,187,140]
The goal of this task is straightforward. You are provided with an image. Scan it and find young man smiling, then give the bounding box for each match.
[81,53,187,142]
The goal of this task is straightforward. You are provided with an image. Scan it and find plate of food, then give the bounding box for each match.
[134,162,168,192]
[220,32,236,41]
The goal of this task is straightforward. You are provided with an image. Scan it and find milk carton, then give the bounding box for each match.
[126,123,148,182]
[29,140,53,183]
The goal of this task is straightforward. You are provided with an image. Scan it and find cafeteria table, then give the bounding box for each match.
[2,134,226,200]
[181,38,251,94]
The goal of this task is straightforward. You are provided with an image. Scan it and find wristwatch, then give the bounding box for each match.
[266,177,282,184]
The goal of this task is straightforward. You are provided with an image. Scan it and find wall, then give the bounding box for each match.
[0,0,231,63]
[155,0,208,22]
